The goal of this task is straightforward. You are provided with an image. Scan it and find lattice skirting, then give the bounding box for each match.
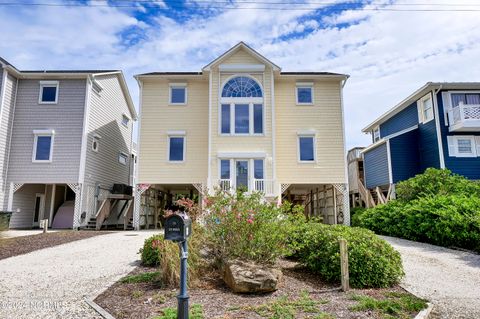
[67,183,82,229]
[333,183,350,226]
[133,184,150,230]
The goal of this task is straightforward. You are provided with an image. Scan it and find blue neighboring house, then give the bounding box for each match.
[361,82,480,192]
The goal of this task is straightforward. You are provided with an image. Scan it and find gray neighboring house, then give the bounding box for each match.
[0,57,137,229]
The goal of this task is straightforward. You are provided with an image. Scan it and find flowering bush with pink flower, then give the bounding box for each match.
[204,189,301,265]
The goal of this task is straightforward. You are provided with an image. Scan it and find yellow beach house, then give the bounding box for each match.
[133,42,349,229]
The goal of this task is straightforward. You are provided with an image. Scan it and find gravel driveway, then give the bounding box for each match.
[0,230,159,319]
[382,236,480,318]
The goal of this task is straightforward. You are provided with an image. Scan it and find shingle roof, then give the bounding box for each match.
[137,72,203,76]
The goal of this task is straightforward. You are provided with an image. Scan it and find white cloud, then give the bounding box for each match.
[1,1,480,149]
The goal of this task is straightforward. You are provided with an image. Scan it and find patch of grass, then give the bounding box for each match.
[120,271,160,284]
[154,304,204,319]
[314,313,336,319]
[131,290,144,299]
[234,291,331,319]
[349,292,427,319]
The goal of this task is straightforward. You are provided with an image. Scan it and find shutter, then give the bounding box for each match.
[417,100,423,124]
[447,136,456,157]
[475,136,480,157]
[442,92,451,126]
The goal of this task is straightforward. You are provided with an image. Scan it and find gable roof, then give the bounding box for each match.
[362,82,480,133]
[202,42,281,72]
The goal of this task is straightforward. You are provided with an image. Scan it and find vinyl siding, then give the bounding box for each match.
[9,184,45,228]
[83,74,133,188]
[275,79,346,184]
[418,119,441,171]
[210,52,274,184]
[437,91,480,179]
[379,102,418,137]
[7,79,85,184]
[363,143,390,189]
[0,71,16,210]
[390,129,420,183]
[138,78,209,184]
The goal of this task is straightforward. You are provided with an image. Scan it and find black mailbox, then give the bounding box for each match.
[164,213,192,242]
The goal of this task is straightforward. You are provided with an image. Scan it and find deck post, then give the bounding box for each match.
[339,239,349,291]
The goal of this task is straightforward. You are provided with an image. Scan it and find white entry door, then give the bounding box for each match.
[33,193,45,227]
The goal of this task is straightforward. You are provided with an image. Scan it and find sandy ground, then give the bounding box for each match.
[0,230,159,319]
[1,229,60,238]
[382,236,480,319]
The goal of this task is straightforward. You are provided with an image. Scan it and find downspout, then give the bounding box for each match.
[432,85,445,168]
[339,76,350,226]
[270,69,276,197]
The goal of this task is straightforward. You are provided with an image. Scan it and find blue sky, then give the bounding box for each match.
[1,0,480,148]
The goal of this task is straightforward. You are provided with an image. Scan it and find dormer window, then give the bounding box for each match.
[296,82,313,105]
[39,81,59,104]
[169,83,187,105]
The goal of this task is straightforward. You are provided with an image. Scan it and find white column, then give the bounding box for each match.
[7,182,14,211]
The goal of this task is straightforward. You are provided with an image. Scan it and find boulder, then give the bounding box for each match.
[222,259,283,293]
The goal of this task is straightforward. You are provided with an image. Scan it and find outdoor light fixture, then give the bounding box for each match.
[164,213,192,319]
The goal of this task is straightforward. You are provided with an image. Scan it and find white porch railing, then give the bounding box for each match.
[219,179,232,191]
[448,103,480,127]
[218,179,275,196]
[253,179,275,196]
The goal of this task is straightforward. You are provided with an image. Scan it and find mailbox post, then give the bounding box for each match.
[164,213,192,319]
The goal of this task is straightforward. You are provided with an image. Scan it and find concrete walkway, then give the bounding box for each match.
[382,236,480,319]
[0,230,159,318]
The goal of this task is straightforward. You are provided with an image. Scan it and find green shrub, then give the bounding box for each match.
[350,207,366,227]
[357,195,480,252]
[396,168,480,201]
[289,223,404,288]
[203,190,300,264]
[140,234,164,266]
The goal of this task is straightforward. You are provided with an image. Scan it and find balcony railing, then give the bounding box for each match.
[218,179,275,196]
[448,102,480,132]
[253,179,275,196]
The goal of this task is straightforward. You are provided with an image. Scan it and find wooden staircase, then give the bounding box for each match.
[81,194,134,230]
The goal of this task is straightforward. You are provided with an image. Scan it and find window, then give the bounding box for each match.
[298,135,315,162]
[235,104,249,134]
[118,153,128,165]
[168,136,185,162]
[221,76,262,98]
[169,83,187,104]
[447,135,478,157]
[220,76,264,136]
[221,104,230,134]
[122,114,130,127]
[254,159,264,179]
[39,81,59,104]
[220,159,230,179]
[32,130,54,162]
[419,94,434,123]
[451,93,480,107]
[458,138,473,154]
[253,104,263,134]
[296,83,313,105]
[373,127,380,142]
[92,136,99,152]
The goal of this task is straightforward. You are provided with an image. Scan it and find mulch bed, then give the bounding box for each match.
[0,231,112,260]
[95,259,416,319]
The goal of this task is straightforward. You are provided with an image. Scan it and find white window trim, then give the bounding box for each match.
[418,93,434,124]
[219,101,264,136]
[38,81,59,104]
[296,82,314,106]
[32,130,55,163]
[118,152,128,165]
[217,158,265,190]
[169,83,187,105]
[121,114,130,127]
[167,133,186,163]
[297,133,317,163]
[448,135,477,158]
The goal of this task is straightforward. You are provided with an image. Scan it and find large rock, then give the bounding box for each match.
[222,259,283,293]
